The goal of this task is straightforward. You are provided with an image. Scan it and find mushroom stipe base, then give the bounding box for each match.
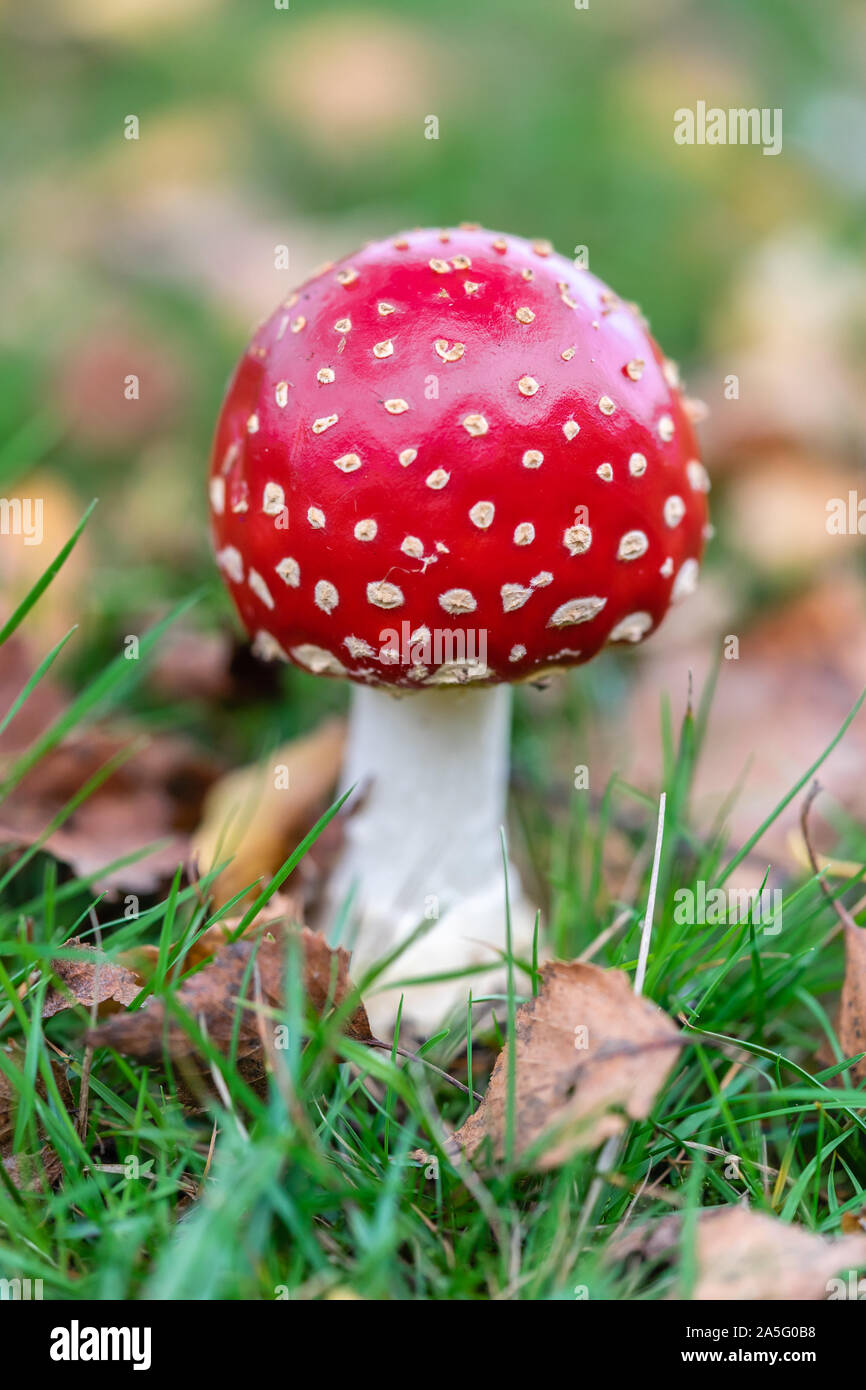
[321,683,536,1035]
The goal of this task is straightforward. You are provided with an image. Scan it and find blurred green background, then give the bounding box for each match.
[1,0,866,913]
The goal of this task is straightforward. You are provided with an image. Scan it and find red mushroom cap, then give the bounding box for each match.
[209,226,709,687]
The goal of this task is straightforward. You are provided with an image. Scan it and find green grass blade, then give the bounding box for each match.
[0,499,97,648]
[0,625,78,741]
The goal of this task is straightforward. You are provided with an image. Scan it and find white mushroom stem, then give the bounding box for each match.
[322,683,536,1036]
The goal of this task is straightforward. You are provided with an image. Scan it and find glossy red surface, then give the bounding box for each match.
[209,226,709,687]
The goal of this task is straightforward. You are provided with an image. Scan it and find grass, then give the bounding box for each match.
[1,528,866,1301]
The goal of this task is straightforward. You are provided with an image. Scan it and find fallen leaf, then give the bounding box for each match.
[172,891,303,972]
[839,921,866,1085]
[721,452,864,578]
[2,1146,65,1192]
[148,626,297,705]
[610,1206,866,1300]
[439,961,681,1170]
[148,628,234,702]
[105,891,302,980]
[696,228,866,460]
[191,718,345,908]
[87,921,373,1104]
[798,787,866,1086]
[116,943,161,979]
[54,321,186,452]
[0,638,68,758]
[0,1040,75,1191]
[841,1209,866,1236]
[299,926,372,1039]
[0,725,220,894]
[38,937,145,1020]
[0,1042,30,1155]
[613,573,866,878]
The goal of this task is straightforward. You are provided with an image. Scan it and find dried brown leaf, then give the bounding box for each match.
[181,892,304,971]
[0,726,220,894]
[800,787,866,1085]
[191,717,345,909]
[441,961,681,1170]
[87,923,373,1103]
[2,1145,66,1193]
[149,629,234,702]
[38,937,145,1020]
[839,922,866,1085]
[614,574,866,877]
[841,1208,866,1236]
[0,638,67,758]
[611,1207,866,1300]
[721,453,861,579]
[1,1040,75,1190]
[55,323,185,452]
[0,1042,28,1157]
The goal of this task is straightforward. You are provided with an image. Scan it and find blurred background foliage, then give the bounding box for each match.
[1,0,866,914]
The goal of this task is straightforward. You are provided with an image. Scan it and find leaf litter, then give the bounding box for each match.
[426,960,682,1171]
[609,1206,866,1301]
[5,578,866,1293]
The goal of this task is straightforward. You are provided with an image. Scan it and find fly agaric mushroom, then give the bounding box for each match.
[208,225,709,1031]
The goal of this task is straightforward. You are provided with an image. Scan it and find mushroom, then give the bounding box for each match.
[208,226,710,1032]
